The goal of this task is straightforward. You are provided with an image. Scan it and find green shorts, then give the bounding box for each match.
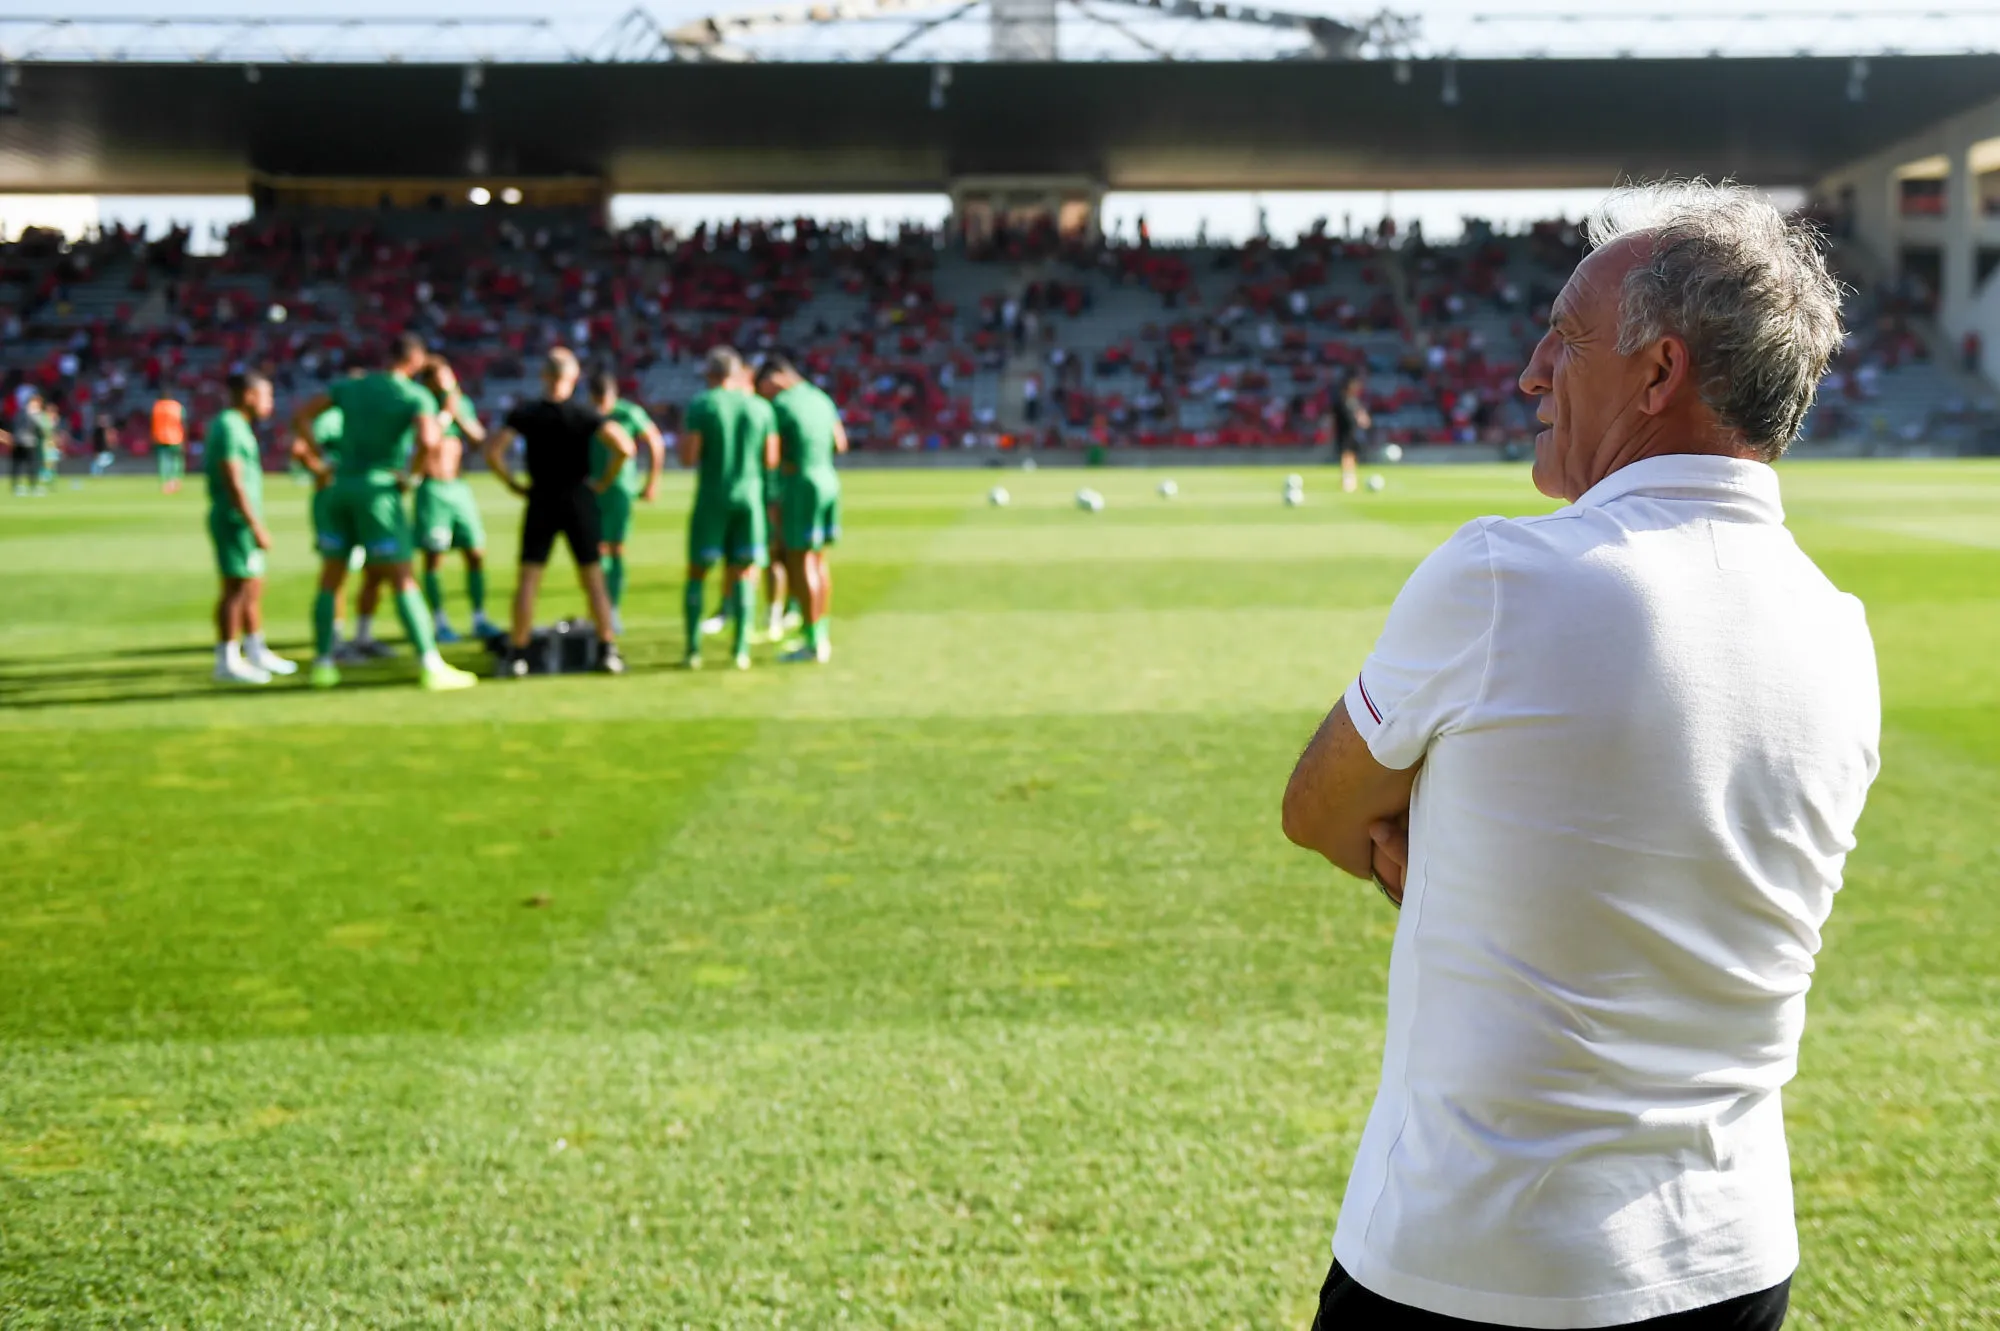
[413,478,486,554]
[688,493,767,569]
[782,474,842,552]
[208,514,266,580]
[316,477,412,566]
[310,486,355,558]
[596,486,635,547]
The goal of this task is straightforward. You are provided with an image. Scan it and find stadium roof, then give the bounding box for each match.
[12,7,2000,65]
[4,54,1999,194]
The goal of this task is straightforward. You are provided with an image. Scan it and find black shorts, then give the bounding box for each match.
[520,484,602,568]
[1311,1260,1789,1330]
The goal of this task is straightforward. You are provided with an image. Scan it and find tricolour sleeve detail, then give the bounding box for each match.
[1347,518,1499,771]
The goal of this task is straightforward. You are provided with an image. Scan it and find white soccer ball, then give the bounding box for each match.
[1075,487,1105,512]
[989,486,1011,507]
[1284,473,1305,490]
[1284,486,1306,508]
[1382,443,1404,463]
[1367,474,1387,492]
[1157,479,1178,498]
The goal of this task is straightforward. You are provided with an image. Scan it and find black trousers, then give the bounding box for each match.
[520,483,601,568]
[11,444,35,485]
[1313,1260,1789,1330]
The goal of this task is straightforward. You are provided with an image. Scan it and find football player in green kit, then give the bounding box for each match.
[680,346,777,671]
[756,353,847,664]
[292,376,391,659]
[413,356,499,644]
[287,332,478,692]
[587,369,666,634]
[204,371,298,685]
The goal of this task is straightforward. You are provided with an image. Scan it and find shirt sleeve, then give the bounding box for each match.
[1344,518,1498,771]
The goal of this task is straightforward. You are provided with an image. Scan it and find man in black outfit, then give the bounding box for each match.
[1327,372,1372,494]
[481,347,635,675]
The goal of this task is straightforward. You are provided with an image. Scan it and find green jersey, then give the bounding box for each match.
[594,399,656,496]
[203,408,263,522]
[772,381,842,482]
[311,407,345,469]
[326,372,437,480]
[685,388,770,507]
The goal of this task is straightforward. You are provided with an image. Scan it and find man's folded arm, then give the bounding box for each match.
[1282,697,1418,879]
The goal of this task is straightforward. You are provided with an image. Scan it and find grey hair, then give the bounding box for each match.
[1584,180,1844,461]
[704,344,744,383]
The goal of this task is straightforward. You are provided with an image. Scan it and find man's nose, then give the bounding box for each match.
[1518,358,1545,398]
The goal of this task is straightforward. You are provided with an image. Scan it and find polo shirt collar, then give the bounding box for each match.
[1572,453,1784,523]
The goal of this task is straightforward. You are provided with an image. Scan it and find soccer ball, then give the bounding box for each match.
[1284,473,1305,490]
[1158,479,1178,498]
[1367,474,1387,492]
[1284,486,1306,508]
[1075,487,1105,512]
[1383,443,1404,463]
[989,486,1011,507]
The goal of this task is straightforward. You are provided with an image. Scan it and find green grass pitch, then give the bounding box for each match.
[1,462,1996,1326]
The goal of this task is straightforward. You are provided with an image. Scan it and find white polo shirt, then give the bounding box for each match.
[1335,454,1880,1327]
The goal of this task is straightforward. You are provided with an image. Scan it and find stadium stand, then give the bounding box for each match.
[4,205,1993,463]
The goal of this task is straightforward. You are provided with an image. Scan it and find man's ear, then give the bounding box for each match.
[1640,335,1694,416]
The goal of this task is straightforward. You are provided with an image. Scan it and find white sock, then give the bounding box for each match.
[420,648,448,672]
[356,614,374,642]
[246,631,268,658]
[434,611,450,630]
[314,655,336,668]
[217,641,240,670]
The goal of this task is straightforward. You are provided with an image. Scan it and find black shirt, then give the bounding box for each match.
[505,397,604,495]
[1329,395,1361,451]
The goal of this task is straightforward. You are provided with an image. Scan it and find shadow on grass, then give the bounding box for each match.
[0,671,417,710]
[0,639,320,672]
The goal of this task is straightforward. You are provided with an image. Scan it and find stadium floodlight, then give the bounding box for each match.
[469,186,492,205]
[501,186,524,205]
